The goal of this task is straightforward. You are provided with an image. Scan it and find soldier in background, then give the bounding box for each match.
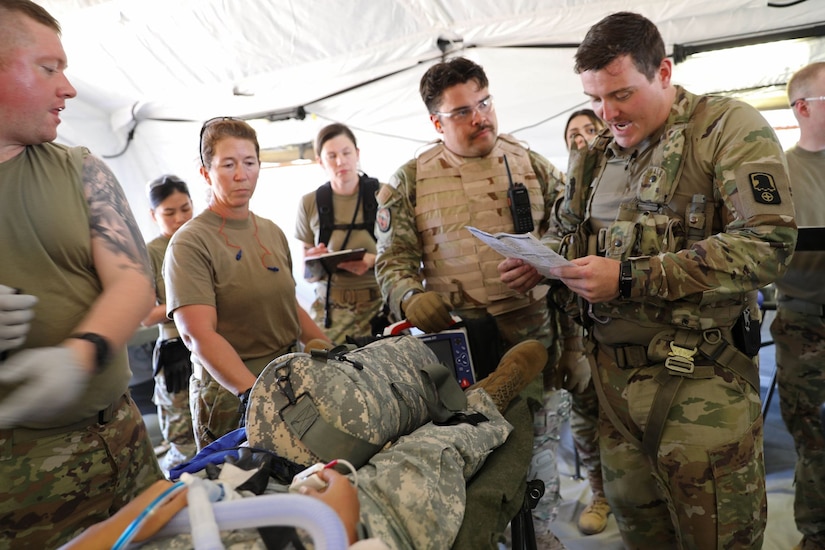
[142,174,197,473]
[500,11,796,548]
[295,123,385,343]
[770,61,825,550]
[0,1,162,546]
[558,108,611,535]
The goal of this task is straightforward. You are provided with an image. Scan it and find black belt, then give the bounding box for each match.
[0,394,123,445]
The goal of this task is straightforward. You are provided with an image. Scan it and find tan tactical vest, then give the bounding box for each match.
[415,135,546,316]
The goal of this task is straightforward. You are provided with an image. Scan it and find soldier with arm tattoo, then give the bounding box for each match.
[0,1,162,547]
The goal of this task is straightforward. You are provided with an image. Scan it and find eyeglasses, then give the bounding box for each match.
[433,95,494,123]
[791,96,825,107]
[199,116,243,167]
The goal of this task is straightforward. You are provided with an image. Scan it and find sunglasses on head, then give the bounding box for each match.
[199,116,244,167]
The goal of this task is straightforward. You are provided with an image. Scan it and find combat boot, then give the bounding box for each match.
[577,495,611,535]
[472,339,547,413]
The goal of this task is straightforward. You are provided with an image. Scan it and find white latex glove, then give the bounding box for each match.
[555,350,592,394]
[0,346,90,428]
[0,285,38,353]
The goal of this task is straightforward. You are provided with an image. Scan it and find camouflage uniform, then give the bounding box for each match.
[769,144,825,549]
[147,235,196,470]
[375,135,568,530]
[0,395,161,549]
[543,87,797,548]
[138,391,510,550]
[0,142,164,549]
[140,340,516,550]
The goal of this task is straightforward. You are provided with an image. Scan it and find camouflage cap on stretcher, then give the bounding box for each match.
[245,336,451,468]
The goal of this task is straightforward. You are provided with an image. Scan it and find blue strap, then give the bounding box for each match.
[168,427,247,480]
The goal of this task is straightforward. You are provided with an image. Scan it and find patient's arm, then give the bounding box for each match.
[60,480,188,550]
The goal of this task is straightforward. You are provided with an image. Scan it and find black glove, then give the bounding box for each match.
[237,387,252,428]
[156,337,192,394]
[223,447,276,495]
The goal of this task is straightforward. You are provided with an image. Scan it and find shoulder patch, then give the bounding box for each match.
[749,172,781,205]
[376,207,391,233]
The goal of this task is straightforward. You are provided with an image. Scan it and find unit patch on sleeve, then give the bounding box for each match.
[749,172,781,205]
[376,207,392,233]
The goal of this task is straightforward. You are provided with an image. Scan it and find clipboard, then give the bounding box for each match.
[304,248,367,281]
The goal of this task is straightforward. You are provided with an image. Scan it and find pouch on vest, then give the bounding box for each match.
[732,305,761,357]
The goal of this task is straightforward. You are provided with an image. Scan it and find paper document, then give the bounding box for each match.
[466,226,572,279]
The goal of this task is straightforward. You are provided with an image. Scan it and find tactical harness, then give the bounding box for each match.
[314,174,379,328]
[559,100,760,461]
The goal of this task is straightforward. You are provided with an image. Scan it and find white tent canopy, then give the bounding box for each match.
[35,0,825,243]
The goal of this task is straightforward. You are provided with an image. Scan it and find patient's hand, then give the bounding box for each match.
[300,469,360,545]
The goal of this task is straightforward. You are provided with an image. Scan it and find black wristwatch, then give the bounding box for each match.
[69,332,112,373]
[618,260,633,299]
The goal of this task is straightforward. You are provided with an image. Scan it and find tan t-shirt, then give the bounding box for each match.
[295,185,378,291]
[0,143,131,427]
[775,145,825,304]
[147,235,179,339]
[165,210,299,362]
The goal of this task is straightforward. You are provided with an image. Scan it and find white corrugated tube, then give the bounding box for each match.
[152,488,349,550]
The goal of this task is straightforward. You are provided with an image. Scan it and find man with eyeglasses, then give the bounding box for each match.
[375,56,570,544]
[770,61,825,550]
[0,1,162,547]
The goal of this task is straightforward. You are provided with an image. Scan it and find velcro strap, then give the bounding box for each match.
[642,370,683,460]
[416,363,468,424]
[611,344,649,369]
[779,296,825,317]
[280,393,381,468]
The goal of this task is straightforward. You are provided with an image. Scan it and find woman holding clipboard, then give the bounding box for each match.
[295,124,386,343]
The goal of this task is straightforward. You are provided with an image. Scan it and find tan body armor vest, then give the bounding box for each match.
[415,136,545,315]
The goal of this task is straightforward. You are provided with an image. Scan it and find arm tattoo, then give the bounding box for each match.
[82,155,151,277]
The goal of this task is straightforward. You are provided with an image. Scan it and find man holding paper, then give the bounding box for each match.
[374,56,583,543]
[500,12,796,548]
[374,56,568,365]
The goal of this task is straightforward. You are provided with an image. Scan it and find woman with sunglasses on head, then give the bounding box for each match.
[295,123,386,344]
[141,174,197,472]
[163,118,331,450]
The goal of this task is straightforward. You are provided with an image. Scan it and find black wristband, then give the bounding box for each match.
[618,260,633,299]
[68,332,112,373]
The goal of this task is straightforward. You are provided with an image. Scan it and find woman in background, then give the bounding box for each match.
[142,174,197,473]
[295,123,385,343]
[164,118,330,450]
[560,108,612,536]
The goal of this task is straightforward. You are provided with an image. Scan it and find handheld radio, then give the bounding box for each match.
[504,155,534,234]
